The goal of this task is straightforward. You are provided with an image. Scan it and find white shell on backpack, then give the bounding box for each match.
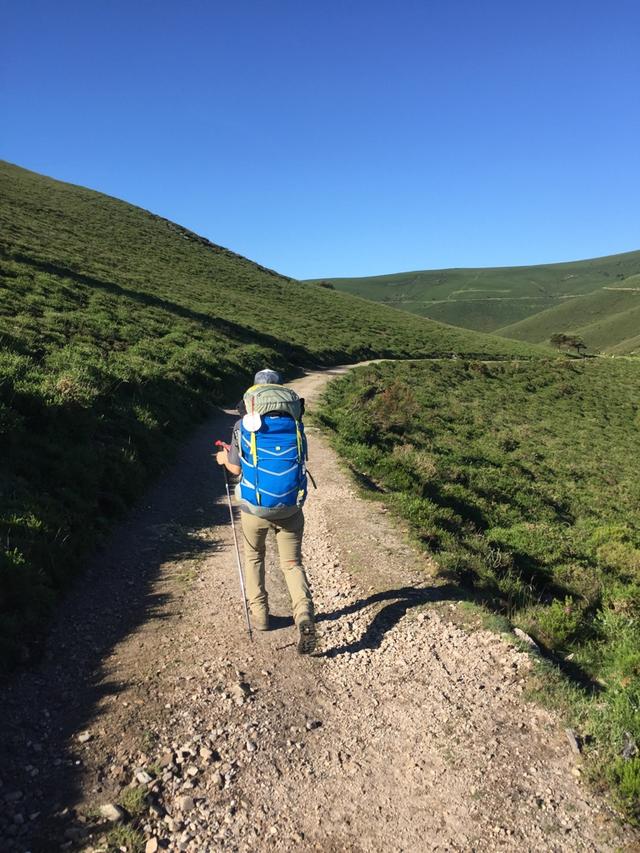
[242,412,262,432]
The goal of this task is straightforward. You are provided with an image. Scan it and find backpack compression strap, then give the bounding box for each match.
[296,421,302,458]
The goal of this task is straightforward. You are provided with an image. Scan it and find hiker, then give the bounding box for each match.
[216,369,316,654]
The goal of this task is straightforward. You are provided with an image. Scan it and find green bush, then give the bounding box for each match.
[610,758,640,820]
[522,597,585,649]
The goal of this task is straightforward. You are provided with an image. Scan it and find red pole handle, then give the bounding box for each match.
[215,439,230,451]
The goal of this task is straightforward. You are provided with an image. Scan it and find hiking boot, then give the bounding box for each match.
[251,609,270,632]
[297,618,316,655]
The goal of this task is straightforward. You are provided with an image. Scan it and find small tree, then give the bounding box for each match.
[550,333,569,350]
[550,333,587,356]
[572,336,587,357]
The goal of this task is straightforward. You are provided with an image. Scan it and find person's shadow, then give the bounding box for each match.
[317,583,464,657]
[314,580,604,695]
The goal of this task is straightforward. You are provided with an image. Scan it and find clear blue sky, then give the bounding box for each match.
[2,0,639,278]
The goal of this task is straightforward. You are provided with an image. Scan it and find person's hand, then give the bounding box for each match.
[216,449,228,466]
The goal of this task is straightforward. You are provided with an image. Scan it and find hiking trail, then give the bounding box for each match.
[1,365,637,852]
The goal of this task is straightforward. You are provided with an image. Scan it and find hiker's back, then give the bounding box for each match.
[237,384,307,518]
[217,368,316,653]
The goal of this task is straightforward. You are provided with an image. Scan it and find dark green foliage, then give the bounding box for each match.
[0,161,540,672]
[319,358,640,817]
[550,332,587,355]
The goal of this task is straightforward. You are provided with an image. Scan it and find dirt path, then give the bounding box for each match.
[1,366,637,852]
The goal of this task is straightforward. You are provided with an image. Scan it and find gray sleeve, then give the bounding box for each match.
[228,419,242,467]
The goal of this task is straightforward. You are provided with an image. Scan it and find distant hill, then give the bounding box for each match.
[0,160,539,669]
[498,278,640,354]
[309,251,640,336]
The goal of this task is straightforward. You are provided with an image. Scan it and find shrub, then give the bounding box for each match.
[610,758,640,821]
[597,542,640,578]
[523,597,585,650]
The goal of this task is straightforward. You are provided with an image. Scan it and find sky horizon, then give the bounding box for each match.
[3,1,640,279]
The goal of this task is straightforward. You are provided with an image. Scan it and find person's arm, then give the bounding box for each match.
[216,447,241,476]
[216,419,242,476]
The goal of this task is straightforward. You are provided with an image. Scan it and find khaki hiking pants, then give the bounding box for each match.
[240,509,314,624]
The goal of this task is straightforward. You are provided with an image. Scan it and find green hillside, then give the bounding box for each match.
[0,161,539,670]
[310,250,640,333]
[610,332,640,356]
[498,280,640,353]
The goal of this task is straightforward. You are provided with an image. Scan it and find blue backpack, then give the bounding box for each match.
[238,385,308,511]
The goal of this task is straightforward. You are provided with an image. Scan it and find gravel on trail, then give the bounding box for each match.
[0,365,637,852]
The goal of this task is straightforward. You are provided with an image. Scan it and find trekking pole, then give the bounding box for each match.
[215,441,253,641]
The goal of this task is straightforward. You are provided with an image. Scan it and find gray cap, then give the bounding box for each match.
[253,368,282,385]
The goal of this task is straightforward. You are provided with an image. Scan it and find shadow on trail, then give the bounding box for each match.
[0,407,237,852]
[318,583,464,657]
[317,582,606,697]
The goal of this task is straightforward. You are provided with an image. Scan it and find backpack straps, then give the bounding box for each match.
[250,430,258,465]
[295,421,303,459]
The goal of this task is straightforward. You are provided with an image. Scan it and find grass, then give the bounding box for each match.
[141,728,160,752]
[308,249,640,335]
[86,780,149,850]
[118,785,148,818]
[498,279,640,354]
[0,160,541,673]
[412,295,561,333]
[611,333,640,356]
[104,825,144,852]
[318,358,640,819]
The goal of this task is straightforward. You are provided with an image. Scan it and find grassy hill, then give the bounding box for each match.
[611,332,640,356]
[499,278,640,354]
[0,161,540,670]
[310,250,640,335]
[319,358,640,818]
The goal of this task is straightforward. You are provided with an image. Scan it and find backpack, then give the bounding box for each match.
[238,384,308,512]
